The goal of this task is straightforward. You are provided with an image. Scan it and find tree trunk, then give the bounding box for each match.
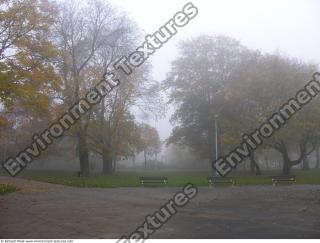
[282,157,291,175]
[102,147,113,174]
[250,157,255,174]
[265,154,269,169]
[112,160,116,172]
[78,127,89,176]
[316,146,319,169]
[208,127,215,162]
[249,152,261,175]
[144,150,147,170]
[132,156,135,169]
[274,141,302,176]
[302,156,310,170]
[74,73,90,176]
[281,148,291,175]
[99,98,113,174]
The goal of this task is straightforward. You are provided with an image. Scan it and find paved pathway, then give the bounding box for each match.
[1,176,320,239]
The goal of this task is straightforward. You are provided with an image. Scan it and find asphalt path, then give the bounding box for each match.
[1,176,320,239]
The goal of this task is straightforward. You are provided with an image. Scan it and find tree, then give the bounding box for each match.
[54,0,133,176]
[0,0,61,160]
[84,32,162,174]
[225,53,318,175]
[217,48,263,175]
[0,0,59,113]
[315,146,320,169]
[165,34,320,176]
[138,123,161,169]
[165,35,253,165]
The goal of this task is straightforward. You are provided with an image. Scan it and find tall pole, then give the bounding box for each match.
[215,115,218,160]
[214,115,219,176]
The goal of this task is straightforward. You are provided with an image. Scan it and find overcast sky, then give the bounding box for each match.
[109,0,320,140]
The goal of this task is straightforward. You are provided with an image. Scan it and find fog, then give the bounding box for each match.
[111,0,320,140]
[2,2,320,239]
[1,0,320,174]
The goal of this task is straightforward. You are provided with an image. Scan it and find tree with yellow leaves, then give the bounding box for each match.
[0,0,61,159]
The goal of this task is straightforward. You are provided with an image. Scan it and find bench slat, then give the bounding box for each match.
[139,177,168,186]
[271,175,296,186]
[207,177,235,186]
[139,177,168,180]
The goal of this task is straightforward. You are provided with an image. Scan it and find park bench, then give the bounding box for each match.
[207,176,235,187]
[139,176,168,186]
[271,175,296,186]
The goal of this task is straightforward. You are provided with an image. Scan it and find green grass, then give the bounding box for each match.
[0,184,20,195]
[4,169,319,188]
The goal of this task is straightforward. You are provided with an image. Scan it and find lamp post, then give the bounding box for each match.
[214,114,219,176]
[214,114,219,161]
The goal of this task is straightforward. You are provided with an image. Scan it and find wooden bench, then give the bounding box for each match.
[139,177,168,186]
[271,175,296,186]
[207,176,235,187]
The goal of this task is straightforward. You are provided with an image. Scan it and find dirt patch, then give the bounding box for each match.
[0,176,67,194]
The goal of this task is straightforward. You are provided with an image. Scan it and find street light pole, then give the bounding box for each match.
[214,114,219,176]
[215,114,219,161]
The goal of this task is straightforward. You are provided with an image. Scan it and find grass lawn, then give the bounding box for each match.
[2,169,318,188]
[0,184,20,195]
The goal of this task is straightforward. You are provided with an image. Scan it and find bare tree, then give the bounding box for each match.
[54,0,130,176]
